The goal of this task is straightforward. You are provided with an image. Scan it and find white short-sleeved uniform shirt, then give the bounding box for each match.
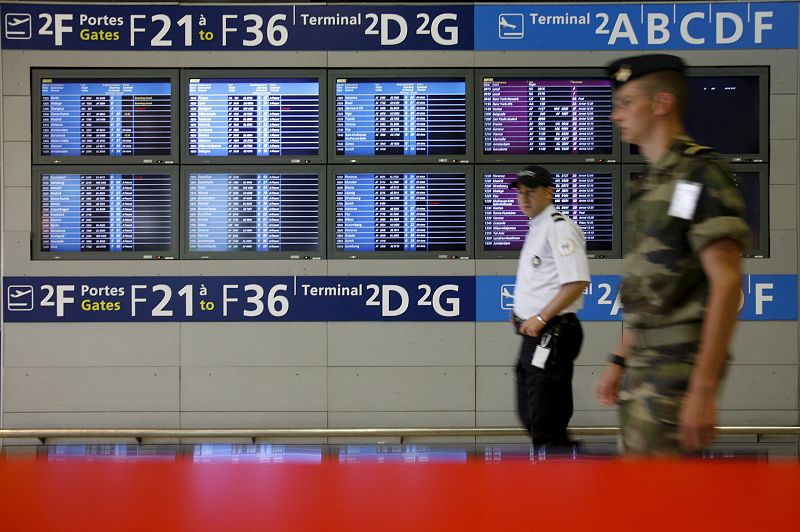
[513,203,590,320]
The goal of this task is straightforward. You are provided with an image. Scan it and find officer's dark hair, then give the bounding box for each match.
[638,69,689,118]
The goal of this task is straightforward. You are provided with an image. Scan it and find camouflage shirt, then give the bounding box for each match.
[622,136,750,329]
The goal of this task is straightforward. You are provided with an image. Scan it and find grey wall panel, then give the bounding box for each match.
[327,259,475,276]
[475,259,516,276]
[2,142,30,186]
[575,322,622,365]
[770,185,797,230]
[3,412,179,429]
[731,321,799,365]
[330,411,475,428]
[771,94,798,140]
[328,322,475,366]
[718,410,799,426]
[4,323,180,367]
[3,186,30,232]
[181,367,326,411]
[178,261,328,275]
[328,367,474,411]
[328,51,475,68]
[181,323,327,366]
[181,411,327,429]
[771,140,798,184]
[4,367,179,412]
[720,366,798,410]
[743,229,797,273]
[2,96,30,141]
[180,51,326,68]
[478,366,608,412]
[476,323,518,366]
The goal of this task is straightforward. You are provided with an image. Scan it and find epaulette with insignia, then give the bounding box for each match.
[682,142,714,157]
[551,212,566,222]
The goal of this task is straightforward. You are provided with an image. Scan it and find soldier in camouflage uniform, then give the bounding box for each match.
[595,55,750,455]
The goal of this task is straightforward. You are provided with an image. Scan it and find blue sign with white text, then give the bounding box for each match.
[0,4,472,50]
[475,3,798,50]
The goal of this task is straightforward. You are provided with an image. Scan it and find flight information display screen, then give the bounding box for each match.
[481,169,616,256]
[481,76,614,157]
[333,170,469,256]
[187,77,321,158]
[334,76,468,158]
[37,171,175,256]
[186,170,321,255]
[39,78,173,158]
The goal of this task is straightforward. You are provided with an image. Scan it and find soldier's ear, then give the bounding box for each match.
[652,91,676,116]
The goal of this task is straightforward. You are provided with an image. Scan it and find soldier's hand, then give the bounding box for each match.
[594,364,624,405]
[679,389,717,451]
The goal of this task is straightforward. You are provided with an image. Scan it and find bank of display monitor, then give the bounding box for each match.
[182,166,325,259]
[623,67,769,163]
[182,70,325,164]
[477,68,618,163]
[477,165,620,258]
[32,69,178,165]
[329,166,473,259]
[329,69,473,163]
[622,165,768,257]
[33,166,179,260]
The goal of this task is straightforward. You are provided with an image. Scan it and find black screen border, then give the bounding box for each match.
[620,66,770,164]
[327,164,474,260]
[475,163,621,259]
[327,69,474,164]
[32,164,180,260]
[32,68,180,166]
[180,165,326,260]
[181,69,327,165]
[475,68,620,164]
[621,164,768,258]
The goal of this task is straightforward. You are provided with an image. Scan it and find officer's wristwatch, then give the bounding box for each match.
[608,354,627,368]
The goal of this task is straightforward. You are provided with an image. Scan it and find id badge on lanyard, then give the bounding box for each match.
[531,332,552,369]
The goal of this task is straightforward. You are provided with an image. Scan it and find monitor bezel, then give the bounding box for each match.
[621,164,768,258]
[327,69,474,164]
[180,165,326,260]
[620,66,770,164]
[327,164,474,259]
[475,68,620,164]
[475,164,621,259]
[32,68,180,165]
[181,69,327,165]
[32,164,180,260]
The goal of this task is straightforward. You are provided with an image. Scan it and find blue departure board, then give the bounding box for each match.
[39,78,173,158]
[332,168,471,257]
[36,169,176,258]
[479,166,618,258]
[334,74,469,160]
[185,168,322,257]
[187,77,321,158]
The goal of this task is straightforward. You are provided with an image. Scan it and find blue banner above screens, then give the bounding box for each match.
[32,166,179,260]
[330,70,473,164]
[32,69,179,165]
[183,70,325,164]
[329,166,473,259]
[478,69,618,163]
[477,165,620,259]
[183,166,324,259]
[623,67,769,163]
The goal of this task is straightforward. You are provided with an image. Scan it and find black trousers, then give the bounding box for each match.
[514,314,583,447]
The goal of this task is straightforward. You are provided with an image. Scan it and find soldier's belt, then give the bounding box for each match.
[631,323,702,348]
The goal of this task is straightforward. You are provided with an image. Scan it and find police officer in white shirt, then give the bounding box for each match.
[511,165,591,450]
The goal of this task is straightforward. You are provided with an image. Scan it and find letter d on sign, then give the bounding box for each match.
[382,285,409,316]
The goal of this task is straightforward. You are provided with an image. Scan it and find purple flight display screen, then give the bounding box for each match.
[482,171,614,252]
[482,78,613,155]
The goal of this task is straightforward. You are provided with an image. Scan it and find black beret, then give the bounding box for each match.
[607,54,686,88]
[509,165,553,189]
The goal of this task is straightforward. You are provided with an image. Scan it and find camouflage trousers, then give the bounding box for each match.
[618,338,703,456]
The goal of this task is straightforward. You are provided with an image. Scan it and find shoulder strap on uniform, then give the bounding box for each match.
[682,141,715,157]
[551,212,566,223]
